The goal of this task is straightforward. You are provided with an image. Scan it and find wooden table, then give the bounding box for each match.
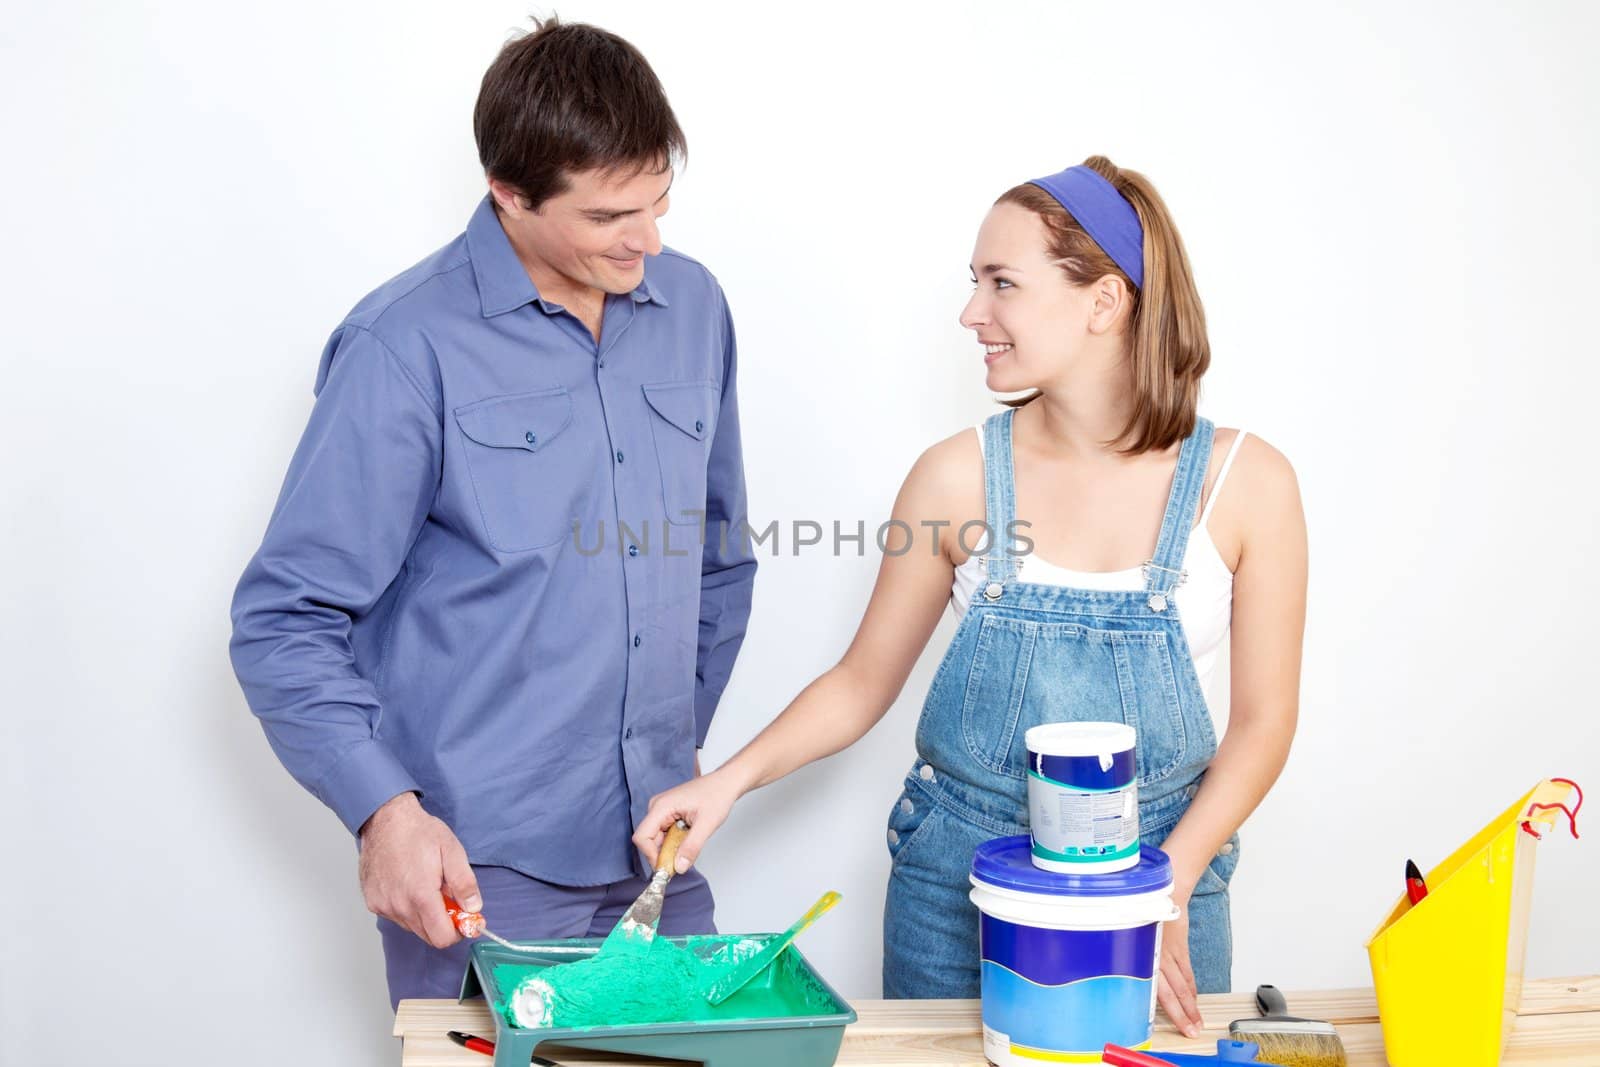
[396,975,1600,1065]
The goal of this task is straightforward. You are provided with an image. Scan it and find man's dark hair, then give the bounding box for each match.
[474,16,686,211]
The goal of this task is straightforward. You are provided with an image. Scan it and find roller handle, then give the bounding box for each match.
[655,819,689,876]
[442,893,485,939]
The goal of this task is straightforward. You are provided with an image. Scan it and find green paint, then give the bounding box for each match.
[491,934,836,1031]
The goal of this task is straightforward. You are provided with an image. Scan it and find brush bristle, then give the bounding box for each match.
[1243,1030,1348,1067]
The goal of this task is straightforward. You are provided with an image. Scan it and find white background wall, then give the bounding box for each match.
[4,2,1597,1063]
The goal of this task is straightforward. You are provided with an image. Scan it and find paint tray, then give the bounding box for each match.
[1364,777,1582,1067]
[459,933,858,1067]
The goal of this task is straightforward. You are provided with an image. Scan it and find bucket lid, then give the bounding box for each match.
[1024,721,1136,756]
[971,835,1172,897]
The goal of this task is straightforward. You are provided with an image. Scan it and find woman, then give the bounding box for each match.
[634,156,1307,1034]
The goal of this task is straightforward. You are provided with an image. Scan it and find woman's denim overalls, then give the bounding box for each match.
[882,408,1239,997]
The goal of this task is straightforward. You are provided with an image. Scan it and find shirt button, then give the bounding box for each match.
[695,419,704,433]
[624,727,633,739]
[525,431,536,445]
[628,544,639,557]
[1219,842,1235,856]
[616,450,625,464]
[919,764,935,782]
[633,634,641,647]
[887,829,900,846]
[899,797,914,815]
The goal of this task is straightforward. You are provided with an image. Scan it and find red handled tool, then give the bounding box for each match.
[1102,1046,1174,1066]
[1102,1040,1289,1065]
[1404,859,1428,905]
[446,1031,562,1065]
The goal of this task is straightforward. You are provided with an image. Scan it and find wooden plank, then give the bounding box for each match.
[396,977,1600,1066]
[841,993,1383,1032]
[399,1018,1600,1067]
[399,1032,690,1065]
[834,976,1600,1033]
[1517,975,1600,1016]
[395,998,494,1040]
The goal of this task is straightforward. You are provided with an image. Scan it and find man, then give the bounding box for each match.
[229,18,755,1007]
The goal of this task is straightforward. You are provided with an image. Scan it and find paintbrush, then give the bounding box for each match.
[598,819,689,953]
[1227,985,1348,1067]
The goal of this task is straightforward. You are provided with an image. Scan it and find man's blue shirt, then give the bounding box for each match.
[230,196,756,884]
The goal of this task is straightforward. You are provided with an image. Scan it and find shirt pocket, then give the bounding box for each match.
[453,387,582,552]
[957,615,1189,786]
[641,380,718,526]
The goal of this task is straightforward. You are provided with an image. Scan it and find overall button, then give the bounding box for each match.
[887,829,900,846]
[1185,783,1199,799]
[628,544,639,557]
[919,764,936,782]
[1219,842,1235,855]
[1148,593,1168,612]
[899,798,914,815]
[983,582,1003,600]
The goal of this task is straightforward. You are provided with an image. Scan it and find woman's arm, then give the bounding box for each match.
[1162,435,1307,896]
[1156,434,1308,1031]
[633,432,980,869]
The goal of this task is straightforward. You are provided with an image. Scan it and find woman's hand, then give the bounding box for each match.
[632,767,746,873]
[1156,891,1204,1038]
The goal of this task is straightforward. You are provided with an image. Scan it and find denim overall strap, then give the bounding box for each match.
[979,408,1019,595]
[1142,416,1214,612]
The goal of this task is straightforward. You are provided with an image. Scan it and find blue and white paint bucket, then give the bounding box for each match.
[1025,721,1139,874]
[970,835,1177,1065]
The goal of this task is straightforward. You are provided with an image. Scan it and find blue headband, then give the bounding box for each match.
[1027,165,1144,288]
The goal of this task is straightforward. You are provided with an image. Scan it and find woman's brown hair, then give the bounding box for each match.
[997,156,1209,455]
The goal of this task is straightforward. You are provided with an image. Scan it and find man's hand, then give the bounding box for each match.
[357,792,481,949]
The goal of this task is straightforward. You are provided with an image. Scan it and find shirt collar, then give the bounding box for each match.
[466,194,669,317]
[631,273,669,307]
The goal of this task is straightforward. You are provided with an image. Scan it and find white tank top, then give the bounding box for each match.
[950,426,1247,699]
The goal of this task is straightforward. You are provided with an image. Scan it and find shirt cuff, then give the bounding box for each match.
[319,739,424,837]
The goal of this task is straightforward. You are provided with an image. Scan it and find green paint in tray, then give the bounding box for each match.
[489,933,838,1030]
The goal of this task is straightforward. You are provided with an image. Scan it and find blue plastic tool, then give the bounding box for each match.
[1102,1038,1291,1065]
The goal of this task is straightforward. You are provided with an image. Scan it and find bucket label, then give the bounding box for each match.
[979,914,1157,1061]
[1028,768,1139,866]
